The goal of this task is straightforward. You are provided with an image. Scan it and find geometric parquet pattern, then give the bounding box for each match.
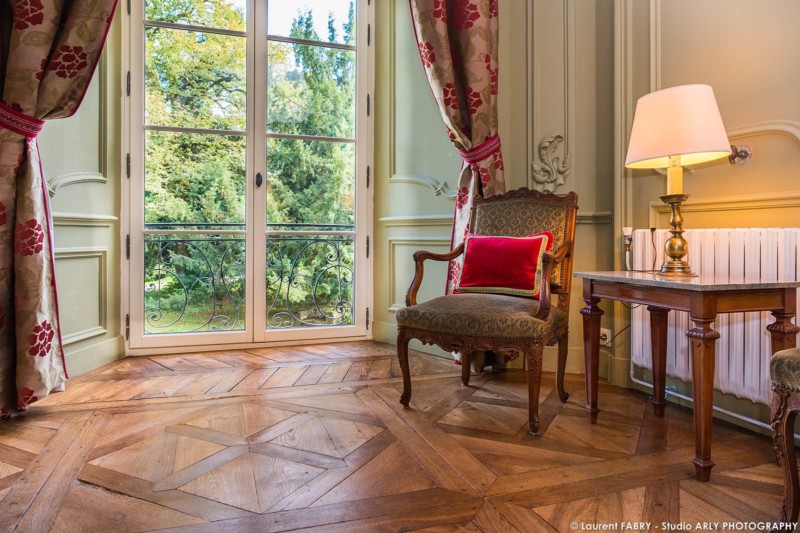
[0,341,789,532]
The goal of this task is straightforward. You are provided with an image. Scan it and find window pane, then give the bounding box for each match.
[268,0,356,46]
[146,27,246,130]
[145,0,246,32]
[145,131,246,225]
[266,235,354,329]
[145,234,246,334]
[266,138,355,226]
[267,42,356,138]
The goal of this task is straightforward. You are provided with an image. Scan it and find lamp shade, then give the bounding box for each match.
[625,84,731,169]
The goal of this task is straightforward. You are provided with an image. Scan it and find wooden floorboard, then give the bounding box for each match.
[0,340,789,532]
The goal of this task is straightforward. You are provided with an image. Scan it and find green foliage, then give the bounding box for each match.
[143,0,357,332]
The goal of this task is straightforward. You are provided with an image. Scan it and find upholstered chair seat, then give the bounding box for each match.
[771,349,800,392]
[396,293,568,339]
[395,188,578,436]
[769,347,800,524]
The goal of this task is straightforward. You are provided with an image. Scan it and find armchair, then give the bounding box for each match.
[395,188,579,435]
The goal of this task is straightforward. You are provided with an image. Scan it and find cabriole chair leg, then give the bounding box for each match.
[397,332,412,407]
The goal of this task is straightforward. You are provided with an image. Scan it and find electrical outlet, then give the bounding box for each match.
[600,328,612,345]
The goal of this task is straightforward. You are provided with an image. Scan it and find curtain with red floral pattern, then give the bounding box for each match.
[409,0,507,363]
[0,0,118,415]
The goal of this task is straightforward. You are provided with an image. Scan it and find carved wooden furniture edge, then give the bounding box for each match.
[536,242,573,321]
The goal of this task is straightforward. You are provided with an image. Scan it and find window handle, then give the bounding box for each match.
[256,172,263,188]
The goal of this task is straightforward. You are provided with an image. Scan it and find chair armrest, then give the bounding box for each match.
[534,242,572,321]
[405,243,465,306]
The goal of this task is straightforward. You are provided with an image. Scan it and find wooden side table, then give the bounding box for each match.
[575,271,800,482]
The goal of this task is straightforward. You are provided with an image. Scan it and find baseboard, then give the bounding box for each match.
[64,335,124,377]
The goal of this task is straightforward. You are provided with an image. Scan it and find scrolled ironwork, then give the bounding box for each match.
[265,233,354,329]
[144,234,245,334]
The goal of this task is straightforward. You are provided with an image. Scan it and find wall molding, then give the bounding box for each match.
[388,173,457,199]
[648,190,800,227]
[46,51,111,198]
[613,0,635,268]
[48,171,108,197]
[52,212,118,227]
[578,211,613,225]
[386,3,457,201]
[727,120,800,147]
[54,248,108,346]
[387,237,450,312]
[379,214,453,227]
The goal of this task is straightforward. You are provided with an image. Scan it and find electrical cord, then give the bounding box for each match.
[601,323,631,347]
[621,227,662,308]
[626,227,659,273]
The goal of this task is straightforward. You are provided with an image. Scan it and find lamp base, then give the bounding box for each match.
[659,260,698,277]
[656,193,699,278]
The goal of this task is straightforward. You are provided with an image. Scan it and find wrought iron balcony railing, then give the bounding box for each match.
[143,223,355,334]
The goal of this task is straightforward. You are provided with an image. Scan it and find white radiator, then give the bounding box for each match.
[630,228,800,404]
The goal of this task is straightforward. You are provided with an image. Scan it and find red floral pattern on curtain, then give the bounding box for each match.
[0,0,118,415]
[409,0,508,363]
[408,0,505,294]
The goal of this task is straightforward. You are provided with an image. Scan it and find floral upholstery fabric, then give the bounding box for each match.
[408,0,505,295]
[396,293,567,339]
[771,349,800,392]
[0,0,117,415]
[472,197,569,287]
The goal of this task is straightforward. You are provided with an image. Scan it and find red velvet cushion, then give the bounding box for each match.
[455,232,554,299]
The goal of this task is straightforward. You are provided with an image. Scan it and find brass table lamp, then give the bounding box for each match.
[625,84,731,276]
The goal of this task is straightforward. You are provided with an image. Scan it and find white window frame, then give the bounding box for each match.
[121,0,374,354]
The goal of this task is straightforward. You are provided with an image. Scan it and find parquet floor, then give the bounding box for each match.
[0,341,789,532]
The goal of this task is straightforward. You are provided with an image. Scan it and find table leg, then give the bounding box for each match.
[768,311,800,354]
[648,306,670,417]
[581,296,603,424]
[687,316,720,482]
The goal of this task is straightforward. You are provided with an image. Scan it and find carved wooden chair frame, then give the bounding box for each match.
[771,383,800,524]
[396,188,579,435]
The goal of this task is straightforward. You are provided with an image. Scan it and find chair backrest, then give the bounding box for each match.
[470,188,579,304]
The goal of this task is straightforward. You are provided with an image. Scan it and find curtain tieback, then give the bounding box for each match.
[459,134,501,165]
[0,103,44,139]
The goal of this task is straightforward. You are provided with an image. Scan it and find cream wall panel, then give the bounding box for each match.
[34,19,123,377]
[386,237,450,312]
[529,0,573,193]
[54,249,107,345]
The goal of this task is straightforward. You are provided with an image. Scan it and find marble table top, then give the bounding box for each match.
[573,270,800,291]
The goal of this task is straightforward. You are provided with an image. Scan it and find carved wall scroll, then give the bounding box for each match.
[530,134,571,193]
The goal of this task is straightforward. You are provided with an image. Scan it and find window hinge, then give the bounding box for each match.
[125,314,130,340]
[126,71,131,97]
[127,0,131,15]
[368,24,371,46]
[366,166,370,188]
[366,236,370,258]
[126,234,130,259]
[366,308,370,329]
[367,94,370,116]
[126,153,130,178]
